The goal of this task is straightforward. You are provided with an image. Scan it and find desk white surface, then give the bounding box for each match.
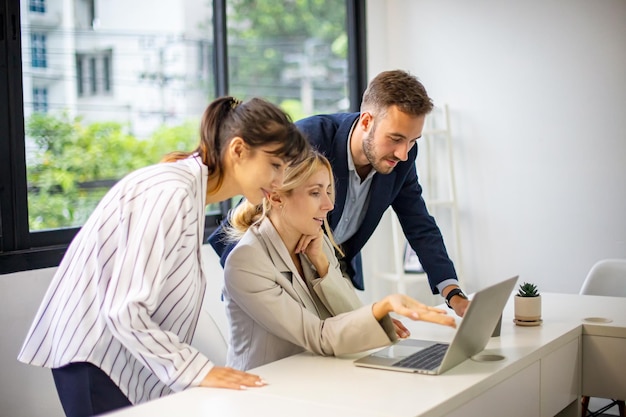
[103,387,387,417]
[250,293,626,416]
[107,293,626,417]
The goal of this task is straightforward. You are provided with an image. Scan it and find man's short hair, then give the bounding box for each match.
[361,70,434,118]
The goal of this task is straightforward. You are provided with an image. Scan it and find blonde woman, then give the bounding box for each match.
[224,151,456,371]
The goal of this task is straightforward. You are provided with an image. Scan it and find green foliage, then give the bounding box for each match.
[226,0,347,114]
[279,99,306,123]
[26,113,198,230]
[144,121,199,160]
[229,0,346,41]
[517,282,540,297]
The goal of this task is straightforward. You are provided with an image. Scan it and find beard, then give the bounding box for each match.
[362,129,398,175]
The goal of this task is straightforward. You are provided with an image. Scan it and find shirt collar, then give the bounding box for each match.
[346,119,358,173]
[346,120,376,182]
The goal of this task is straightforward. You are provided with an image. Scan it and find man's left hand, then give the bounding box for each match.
[449,295,469,317]
[443,285,470,317]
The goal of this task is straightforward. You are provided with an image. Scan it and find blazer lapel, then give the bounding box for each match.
[256,219,319,313]
[328,115,358,229]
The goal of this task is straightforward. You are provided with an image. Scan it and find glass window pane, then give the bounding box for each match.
[29,0,46,13]
[30,33,47,68]
[227,0,350,120]
[21,0,217,232]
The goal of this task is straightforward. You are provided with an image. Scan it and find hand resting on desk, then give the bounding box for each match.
[201,366,267,390]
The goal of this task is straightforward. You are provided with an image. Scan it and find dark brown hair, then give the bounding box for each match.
[163,96,309,192]
[361,70,434,118]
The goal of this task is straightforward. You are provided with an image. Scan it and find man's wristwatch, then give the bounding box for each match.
[445,288,467,309]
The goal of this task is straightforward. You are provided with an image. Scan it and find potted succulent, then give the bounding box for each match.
[514,282,542,325]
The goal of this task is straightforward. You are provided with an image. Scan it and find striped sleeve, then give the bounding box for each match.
[103,185,212,392]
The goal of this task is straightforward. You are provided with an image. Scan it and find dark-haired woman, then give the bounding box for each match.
[18,97,309,417]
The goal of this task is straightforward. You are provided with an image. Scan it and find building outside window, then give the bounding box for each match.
[75,0,96,29]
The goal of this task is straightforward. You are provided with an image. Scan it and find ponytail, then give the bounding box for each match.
[197,97,240,172]
[225,200,267,242]
[161,96,239,174]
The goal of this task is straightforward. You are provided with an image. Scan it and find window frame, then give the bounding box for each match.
[0,0,367,275]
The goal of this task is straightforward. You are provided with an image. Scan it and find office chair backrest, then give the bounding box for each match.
[192,307,229,366]
[579,259,626,417]
[579,259,626,297]
[191,267,230,366]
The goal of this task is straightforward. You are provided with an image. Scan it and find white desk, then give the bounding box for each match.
[103,388,387,417]
[106,293,626,417]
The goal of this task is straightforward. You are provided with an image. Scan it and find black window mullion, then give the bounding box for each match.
[210,0,232,224]
[212,0,228,98]
[1,0,30,254]
[346,0,368,112]
[0,2,10,254]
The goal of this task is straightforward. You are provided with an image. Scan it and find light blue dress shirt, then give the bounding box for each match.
[333,126,458,295]
[332,129,376,245]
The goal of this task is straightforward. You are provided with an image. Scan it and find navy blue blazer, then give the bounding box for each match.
[208,113,457,292]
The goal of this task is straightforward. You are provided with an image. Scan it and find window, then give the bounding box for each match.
[32,87,48,113]
[29,0,45,13]
[30,33,47,68]
[0,0,366,274]
[89,57,96,93]
[103,54,111,92]
[76,50,113,96]
[76,56,84,95]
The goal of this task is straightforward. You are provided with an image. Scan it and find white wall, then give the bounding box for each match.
[0,268,64,417]
[363,0,626,295]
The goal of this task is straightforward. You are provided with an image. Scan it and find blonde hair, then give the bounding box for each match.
[228,150,343,256]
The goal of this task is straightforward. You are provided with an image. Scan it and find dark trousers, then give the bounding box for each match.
[52,362,132,417]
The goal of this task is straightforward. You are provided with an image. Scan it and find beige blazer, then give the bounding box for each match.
[223,218,397,371]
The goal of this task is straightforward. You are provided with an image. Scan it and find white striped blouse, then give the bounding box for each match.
[18,155,214,404]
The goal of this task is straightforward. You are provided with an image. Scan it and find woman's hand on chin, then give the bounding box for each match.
[296,231,329,276]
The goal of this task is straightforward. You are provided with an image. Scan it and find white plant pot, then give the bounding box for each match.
[514,295,542,321]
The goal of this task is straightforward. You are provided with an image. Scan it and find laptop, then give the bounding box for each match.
[353,275,518,375]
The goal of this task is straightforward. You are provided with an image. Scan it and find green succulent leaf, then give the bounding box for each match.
[517,282,540,297]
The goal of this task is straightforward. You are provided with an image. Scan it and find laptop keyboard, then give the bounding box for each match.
[392,343,449,370]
